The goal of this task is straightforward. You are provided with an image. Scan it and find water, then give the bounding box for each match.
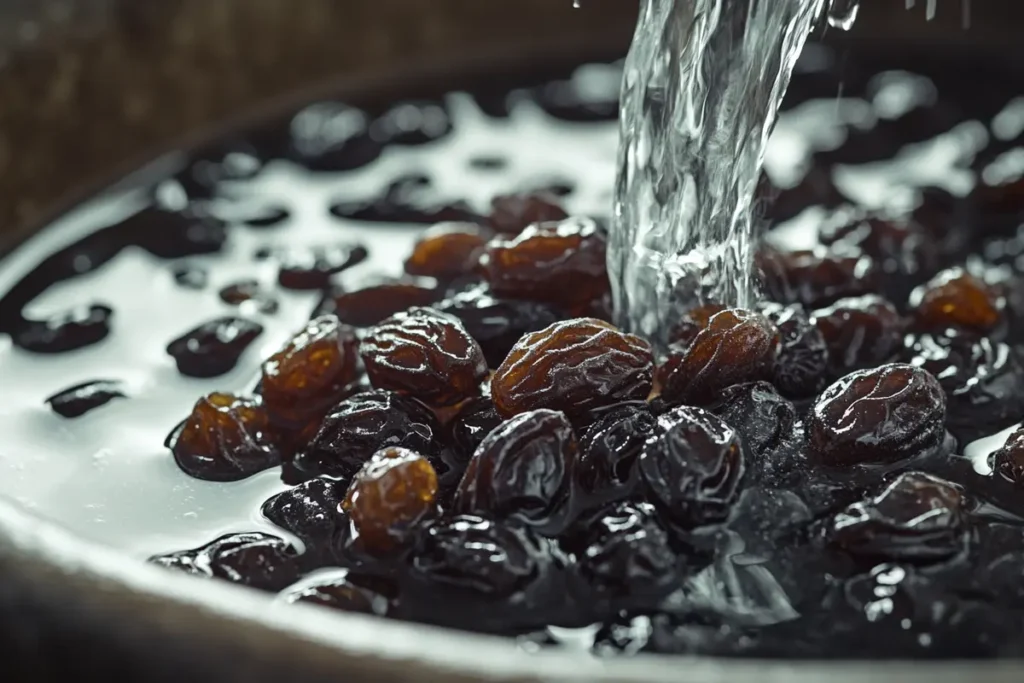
[610,0,858,344]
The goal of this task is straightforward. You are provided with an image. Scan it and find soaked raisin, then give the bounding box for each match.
[448,397,504,463]
[370,100,452,146]
[830,471,966,563]
[903,333,1024,442]
[488,192,568,235]
[13,304,114,354]
[491,318,653,419]
[761,166,846,223]
[219,280,279,315]
[989,426,1024,488]
[433,284,562,368]
[263,243,369,290]
[150,532,301,592]
[404,222,490,281]
[639,406,745,529]
[656,309,779,407]
[757,244,877,308]
[668,304,725,348]
[239,205,290,228]
[261,315,360,429]
[810,295,904,378]
[280,576,390,615]
[288,102,381,171]
[481,217,609,309]
[166,393,279,481]
[453,409,575,531]
[712,382,796,461]
[261,477,345,560]
[808,364,947,466]
[46,379,126,418]
[759,302,829,398]
[166,317,263,378]
[330,174,476,225]
[576,403,655,502]
[341,447,439,556]
[910,267,1005,336]
[294,390,438,479]
[360,307,488,407]
[318,277,442,328]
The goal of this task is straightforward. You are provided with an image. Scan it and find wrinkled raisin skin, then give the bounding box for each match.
[757,245,878,309]
[808,363,947,467]
[657,309,778,407]
[910,267,1005,336]
[318,278,442,328]
[342,447,439,556]
[167,393,279,481]
[166,317,263,378]
[759,302,829,398]
[491,318,653,419]
[810,295,904,378]
[712,382,796,461]
[261,477,345,561]
[576,403,655,502]
[149,532,301,592]
[404,222,490,281]
[360,307,488,407]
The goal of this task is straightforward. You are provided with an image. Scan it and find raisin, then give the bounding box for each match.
[971,175,1024,218]
[757,244,877,308]
[294,390,438,480]
[668,304,726,348]
[370,100,452,146]
[288,101,381,172]
[576,403,655,502]
[318,277,442,328]
[172,264,208,289]
[13,304,114,354]
[280,576,390,615]
[712,382,796,461]
[909,267,1005,336]
[903,333,1024,442]
[810,295,904,378]
[166,317,263,378]
[488,192,568,235]
[166,393,279,481]
[989,426,1024,488]
[330,174,477,225]
[404,222,490,281]
[453,409,575,530]
[45,379,126,418]
[830,471,966,563]
[149,532,301,592]
[360,307,487,407]
[491,318,653,419]
[240,205,291,228]
[433,284,562,368]
[261,477,346,560]
[263,315,358,424]
[448,397,504,463]
[656,309,779,407]
[808,364,946,467]
[759,302,829,398]
[219,280,279,315]
[338,447,439,557]
[275,243,369,290]
[481,217,609,310]
[761,166,846,223]
[639,406,745,529]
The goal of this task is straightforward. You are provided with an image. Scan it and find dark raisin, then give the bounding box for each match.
[903,333,1024,442]
[759,302,829,398]
[263,243,369,290]
[341,447,439,556]
[809,363,947,467]
[165,317,263,378]
[172,264,208,289]
[667,304,725,348]
[481,217,609,310]
[370,100,452,146]
[491,318,653,419]
[219,280,279,315]
[576,403,655,502]
[971,174,1024,218]
[990,426,1024,488]
[448,397,504,463]
[280,575,390,615]
[639,406,745,529]
[488,192,568,235]
[261,477,345,559]
[810,295,904,378]
[45,379,126,418]
[13,304,114,354]
[261,315,360,429]
[360,307,488,407]
[656,309,779,407]
[330,174,476,225]
[712,382,796,461]
[288,102,381,171]
[404,222,490,281]
[295,390,438,480]
[166,393,279,481]
[318,277,441,328]
[909,267,1005,336]
[756,244,878,308]
[761,166,846,223]
[433,284,562,368]
[453,409,575,531]
[830,471,966,563]
[149,532,301,592]
[240,205,291,228]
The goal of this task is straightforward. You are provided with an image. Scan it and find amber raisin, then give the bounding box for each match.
[830,472,966,563]
[759,302,829,398]
[166,392,279,481]
[219,279,279,315]
[166,316,263,378]
[656,309,779,407]
[280,576,390,615]
[668,304,726,348]
[46,379,126,418]
[448,396,504,463]
[294,390,438,479]
[808,364,947,467]
[453,409,575,530]
[404,222,490,281]
[810,295,904,378]
[757,244,877,308]
[150,532,301,592]
[910,267,1005,336]
[491,318,653,419]
[261,315,360,429]
[318,277,442,328]
[481,216,609,310]
[576,403,655,502]
[639,405,745,529]
[261,477,346,560]
[360,307,487,407]
[488,191,568,235]
[341,447,439,556]
[990,427,1024,488]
